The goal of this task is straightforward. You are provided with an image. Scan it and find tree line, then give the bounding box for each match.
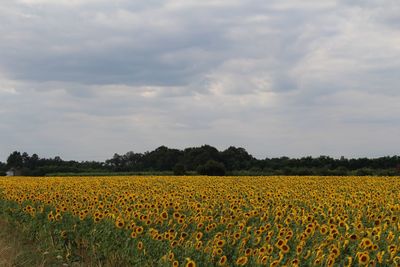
[1,145,400,176]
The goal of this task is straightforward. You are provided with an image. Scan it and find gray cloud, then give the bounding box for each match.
[1,0,400,161]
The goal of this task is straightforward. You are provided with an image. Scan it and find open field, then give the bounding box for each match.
[0,176,400,266]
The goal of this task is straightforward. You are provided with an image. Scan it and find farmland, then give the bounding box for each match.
[0,176,399,266]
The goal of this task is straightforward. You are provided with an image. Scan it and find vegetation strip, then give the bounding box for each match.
[2,146,400,176]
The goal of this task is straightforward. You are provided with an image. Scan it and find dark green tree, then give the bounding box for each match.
[183,145,220,171]
[197,160,226,176]
[173,163,186,176]
[7,151,23,169]
[220,146,253,171]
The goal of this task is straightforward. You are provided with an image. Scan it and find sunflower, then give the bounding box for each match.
[349,234,357,240]
[233,232,241,240]
[388,244,396,253]
[260,255,269,265]
[215,248,223,255]
[135,226,144,234]
[314,256,324,265]
[170,240,178,248]
[115,219,125,229]
[195,241,202,250]
[320,225,328,235]
[244,248,252,257]
[164,232,171,240]
[330,246,339,257]
[281,244,290,254]
[270,259,280,267]
[185,259,196,267]
[326,256,335,267]
[60,230,67,239]
[47,212,54,221]
[387,231,395,242]
[196,232,203,240]
[55,213,62,221]
[236,256,248,266]
[275,239,285,248]
[168,252,175,261]
[216,239,226,248]
[291,258,299,266]
[358,253,370,265]
[259,247,267,254]
[218,255,227,266]
[360,238,372,249]
[296,245,303,255]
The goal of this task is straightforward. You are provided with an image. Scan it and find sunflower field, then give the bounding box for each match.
[0,176,399,266]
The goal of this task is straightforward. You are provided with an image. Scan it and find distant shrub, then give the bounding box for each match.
[173,163,186,176]
[355,168,373,176]
[197,160,226,176]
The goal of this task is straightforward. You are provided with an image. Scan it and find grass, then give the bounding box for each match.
[0,218,43,267]
[0,218,139,267]
[0,219,73,267]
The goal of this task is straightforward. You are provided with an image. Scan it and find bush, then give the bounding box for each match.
[173,163,186,176]
[355,168,374,176]
[197,160,226,176]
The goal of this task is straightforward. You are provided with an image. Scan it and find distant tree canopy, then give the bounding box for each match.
[197,160,226,176]
[1,146,400,176]
[0,161,6,176]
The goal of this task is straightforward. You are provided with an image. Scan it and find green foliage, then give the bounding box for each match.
[2,148,400,176]
[172,163,186,176]
[7,151,24,169]
[197,160,226,176]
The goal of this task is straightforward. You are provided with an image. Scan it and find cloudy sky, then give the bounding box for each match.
[1,0,399,161]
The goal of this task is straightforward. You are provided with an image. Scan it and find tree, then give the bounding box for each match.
[173,163,186,176]
[0,161,6,176]
[105,153,125,171]
[183,145,220,171]
[143,146,183,171]
[197,160,226,176]
[27,153,39,169]
[7,151,23,169]
[220,146,253,171]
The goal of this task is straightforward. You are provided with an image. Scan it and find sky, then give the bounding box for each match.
[1,0,400,161]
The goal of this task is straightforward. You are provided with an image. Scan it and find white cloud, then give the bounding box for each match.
[16,0,112,7]
[0,73,20,95]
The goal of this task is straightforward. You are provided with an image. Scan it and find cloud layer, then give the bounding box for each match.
[1,0,400,161]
